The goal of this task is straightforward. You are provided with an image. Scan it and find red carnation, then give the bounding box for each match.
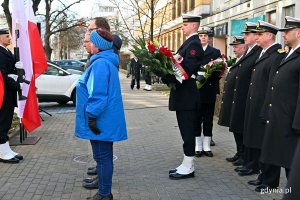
[147,42,156,53]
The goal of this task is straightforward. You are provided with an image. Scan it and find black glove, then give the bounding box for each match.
[88,116,100,135]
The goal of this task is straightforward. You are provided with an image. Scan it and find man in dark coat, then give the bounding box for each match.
[163,14,204,180]
[0,29,23,164]
[229,22,262,167]
[242,21,286,187]
[195,26,221,157]
[218,36,246,163]
[129,57,142,90]
[257,16,300,192]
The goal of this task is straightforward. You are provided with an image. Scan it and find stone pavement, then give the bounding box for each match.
[0,74,287,200]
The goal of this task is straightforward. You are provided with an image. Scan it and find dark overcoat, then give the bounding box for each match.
[229,45,262,133]
[260,47,300,169]
[198,45,221,103]
[218,58,242,127]
[169,34,204,111]
[0,46,18,108]
[243,44,285,149]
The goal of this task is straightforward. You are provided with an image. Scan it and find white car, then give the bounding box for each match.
[36,62,82,105]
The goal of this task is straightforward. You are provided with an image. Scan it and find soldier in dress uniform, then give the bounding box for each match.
[257,16,300,192]
[0,29,23,164]
[218,36,247,163]
[129,56,142,90]
[195,26,221,157]
[229,22,262,168]
[242,21,286,187]
[162,14,204,180]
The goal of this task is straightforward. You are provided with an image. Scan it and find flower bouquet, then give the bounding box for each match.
[131,38,188,84]
[195,55,227,89]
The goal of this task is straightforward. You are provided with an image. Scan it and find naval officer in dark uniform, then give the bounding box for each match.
[0,29,23,164]
[229,22,262,168]
[242,21,286,189]
[257,16,300,192]
[218,36,247,163]
[163,14,204,180]
[195,26,221,157]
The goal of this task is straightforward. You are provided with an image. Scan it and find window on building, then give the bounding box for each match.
[172,0,176,20]
[189,0,195,10]
[285,5,295,17]
[177,0,181,17]
[267,10,276,25]
[182,0,187,13]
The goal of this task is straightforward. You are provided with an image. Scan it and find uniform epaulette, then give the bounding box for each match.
[277,49,285,53]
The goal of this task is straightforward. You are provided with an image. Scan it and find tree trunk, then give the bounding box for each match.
[44,0,52,59]
[44,33,52,59]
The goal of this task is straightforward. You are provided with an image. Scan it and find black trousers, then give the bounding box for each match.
[176,110,197,156]
[233,132,244,157]
[0,107,14,144]
[144,71,152,85]
[244,147,260,171]
[130,77,140,89]
[259,163,284,187]
[195,102,215,137]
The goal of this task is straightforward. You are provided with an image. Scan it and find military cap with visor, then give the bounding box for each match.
[279,16,300,31]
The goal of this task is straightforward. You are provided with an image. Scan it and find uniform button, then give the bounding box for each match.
[267,120,270,123]
[271,87,274,90]
[269,104,272,107]
[236,76,238,79]
[209,83,212,86]
[250,97,252,100]
[250,83,253,85]
[232,101,235,104]
[239,64,242,67]
[253,69,256,72]
[221,101,223,104]
[225,81,227,83]
[224,91,226,94]
[234,89,236,92]
[276,71,279,74]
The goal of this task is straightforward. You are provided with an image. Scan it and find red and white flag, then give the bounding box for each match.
[11,0,47,132]
[0,71,4,109]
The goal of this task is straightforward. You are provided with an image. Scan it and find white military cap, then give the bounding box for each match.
[279,16,300,31]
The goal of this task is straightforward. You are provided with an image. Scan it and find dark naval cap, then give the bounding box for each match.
[229,36,245,46]
[182,14,201,23]
[242,22,257,33]
[198,26,211,34]
[0,29,9,35]
[279,16,300,31]
[252,20,279,35]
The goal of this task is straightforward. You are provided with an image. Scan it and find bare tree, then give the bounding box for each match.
[41,0,86,59]
[111,0,172,43]
[1,0,41,32]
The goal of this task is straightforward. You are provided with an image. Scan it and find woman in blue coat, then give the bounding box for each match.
[75,28,127,200]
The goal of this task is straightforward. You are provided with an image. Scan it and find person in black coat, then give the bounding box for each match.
[241,21,286,189]
[218,36,246,163]
[229,22,262,168]
[128,57,142,90]
[195,26,221,157]
[0,29,23,164]
[257,16,300,192]
[164,14,204,180]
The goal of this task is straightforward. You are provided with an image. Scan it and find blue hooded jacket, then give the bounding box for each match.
[75,49,127,142]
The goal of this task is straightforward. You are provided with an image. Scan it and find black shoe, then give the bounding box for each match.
[83,176,98,183]
[255,184,277,192]
[226,153,239,162]
[88,166,97,171]
[210,139,215,146]
[130,85,134,90]
[83,179,98,189]
[86,193,113,200]
[234,166,248,172]
[14,154,23,160]
[0,157,20,164]
[248,179,262,186]
[169,168,177,174]
[238,169,259,176]
[87,168,97,175]
[232,158,244,166]
[202,151,213,157]
[195,151,203,157]
[169,172,195,180]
